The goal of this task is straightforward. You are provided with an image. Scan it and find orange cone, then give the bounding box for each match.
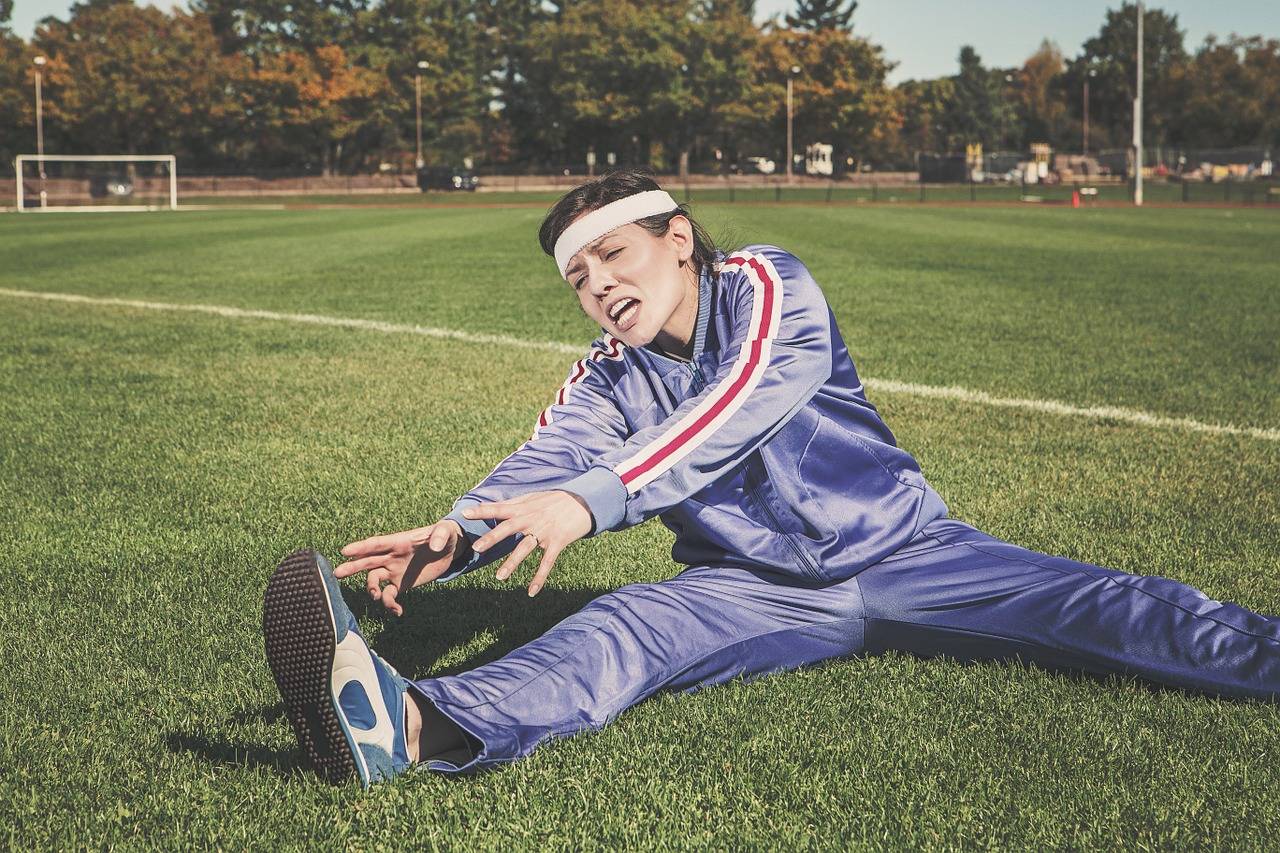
[1072,190,1081,208]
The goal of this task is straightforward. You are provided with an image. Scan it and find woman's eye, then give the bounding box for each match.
[606,248,622,260]
[573,277,586,291]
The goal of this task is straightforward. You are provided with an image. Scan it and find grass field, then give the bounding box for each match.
[1,203,1278,848]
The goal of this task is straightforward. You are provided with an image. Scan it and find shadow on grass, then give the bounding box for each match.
[168,584,609,778]
[349,584,607,679]
[165,731,305,778]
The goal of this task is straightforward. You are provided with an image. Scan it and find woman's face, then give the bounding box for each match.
[563,216,697,349]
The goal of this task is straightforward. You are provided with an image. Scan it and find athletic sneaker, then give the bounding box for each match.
[263,548,413,788]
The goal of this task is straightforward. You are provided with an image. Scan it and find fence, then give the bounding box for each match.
[656,179,1280,206]
[5,171,1278,209]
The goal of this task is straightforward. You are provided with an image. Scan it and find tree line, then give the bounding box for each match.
[1,0,1277,176]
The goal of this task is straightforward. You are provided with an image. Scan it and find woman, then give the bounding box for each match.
[263,170,1280,789]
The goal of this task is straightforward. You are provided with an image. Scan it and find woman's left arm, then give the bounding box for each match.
[555,246,834,532]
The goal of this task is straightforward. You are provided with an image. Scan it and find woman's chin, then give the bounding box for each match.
[612,325,652,347]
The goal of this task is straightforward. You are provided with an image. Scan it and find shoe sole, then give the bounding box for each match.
[262,549,359,785]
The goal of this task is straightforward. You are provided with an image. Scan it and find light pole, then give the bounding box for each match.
[1002,73,1014,151]
[33,55,47,208]
[786,64,800,183]
[1133,1,1144,206]
[1082,67,1096,154]
[415,60,429,170]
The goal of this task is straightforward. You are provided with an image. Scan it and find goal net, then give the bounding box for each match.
[15,154,178,212]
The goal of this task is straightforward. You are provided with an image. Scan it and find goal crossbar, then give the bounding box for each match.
[15,154,178,212]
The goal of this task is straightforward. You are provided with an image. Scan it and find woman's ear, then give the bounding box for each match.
[666,215,695,264]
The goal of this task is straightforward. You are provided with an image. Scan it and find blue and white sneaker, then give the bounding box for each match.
[263,548,413,787]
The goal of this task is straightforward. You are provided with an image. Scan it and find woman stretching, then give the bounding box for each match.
[262,169,1280,788]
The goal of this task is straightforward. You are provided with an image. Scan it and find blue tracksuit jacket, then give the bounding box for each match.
[443,244,947,582]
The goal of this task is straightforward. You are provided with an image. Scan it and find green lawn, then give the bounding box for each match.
[1,204,1277,848]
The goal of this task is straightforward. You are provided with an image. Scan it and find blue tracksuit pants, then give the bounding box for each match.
[410,519,1280,772]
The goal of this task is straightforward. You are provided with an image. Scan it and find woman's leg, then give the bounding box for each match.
[856,518,1280,700]
[409,564,866,772]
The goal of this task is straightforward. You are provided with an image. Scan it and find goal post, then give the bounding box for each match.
[15,154,178,212]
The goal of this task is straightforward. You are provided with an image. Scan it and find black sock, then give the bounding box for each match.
[410,692,476,766]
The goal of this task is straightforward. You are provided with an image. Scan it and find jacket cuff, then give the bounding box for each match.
[434,498,491,582]
[445,498,492,542]
[558,466,627,535]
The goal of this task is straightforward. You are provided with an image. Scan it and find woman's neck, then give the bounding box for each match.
[650,263,700,362]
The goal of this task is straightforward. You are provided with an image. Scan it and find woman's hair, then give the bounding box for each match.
[538,170,719,275]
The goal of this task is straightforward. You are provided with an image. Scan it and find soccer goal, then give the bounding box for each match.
[15,154,178,212]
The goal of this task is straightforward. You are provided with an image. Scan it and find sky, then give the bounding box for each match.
[9,0,1280,83]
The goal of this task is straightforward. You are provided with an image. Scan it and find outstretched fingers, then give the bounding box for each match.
[495,534,540,582]
[333,554,387,579]
[462,497,526,529]
[473,517,524,554]
[342,525,434,559]
[527,544,563,597]
[340,533,396,559]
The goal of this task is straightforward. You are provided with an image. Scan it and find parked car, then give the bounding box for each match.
[744,156,776,175]
[417,166,479,192]
[89,175,134,198]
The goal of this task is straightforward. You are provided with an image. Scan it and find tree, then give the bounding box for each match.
[33,3,246,162]
[356,0,495,168]
[519,0,698,170]
[1176,35,1280,148]
[939,46,1017,150]
[715,0,755,17]
[896,77,955,154]
[1015,39,1066,149]
[244,43,385,174]
[1062,3,1188,148]
[753,25,900,170]
[675,0,765,174]
[0,28,32,169]
[194,0,372,54]
[784,0,855,33]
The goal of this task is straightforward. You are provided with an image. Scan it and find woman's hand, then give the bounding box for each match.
[334,520,464,616]
[465,490,593,597]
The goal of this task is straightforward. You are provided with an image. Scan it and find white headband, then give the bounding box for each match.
[553,189,680,279]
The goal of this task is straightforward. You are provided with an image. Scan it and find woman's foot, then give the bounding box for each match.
[262,549,414,787]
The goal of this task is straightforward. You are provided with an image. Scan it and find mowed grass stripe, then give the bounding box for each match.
[3,285,1277,443]
[2,205,1275,428]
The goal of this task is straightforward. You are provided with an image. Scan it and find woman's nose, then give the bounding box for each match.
[588,271,617,297]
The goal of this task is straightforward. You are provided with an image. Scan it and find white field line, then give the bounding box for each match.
[3,286,1278,444]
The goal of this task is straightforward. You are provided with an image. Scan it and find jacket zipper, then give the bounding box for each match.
[746,459,823,580]
[687,363,821,580]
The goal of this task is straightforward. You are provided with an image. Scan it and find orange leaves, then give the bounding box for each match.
[250,43,383,140]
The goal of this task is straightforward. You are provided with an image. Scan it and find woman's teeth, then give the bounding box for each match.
[612,299,640,329]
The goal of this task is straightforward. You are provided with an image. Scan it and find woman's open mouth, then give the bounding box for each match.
[609,297,641,331]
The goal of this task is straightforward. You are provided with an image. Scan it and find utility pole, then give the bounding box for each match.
[1083,67,1096,155]
[786,67,798,183]
[1133,1,1144,206]
[33,55,47,209]
[415,60,429,170]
